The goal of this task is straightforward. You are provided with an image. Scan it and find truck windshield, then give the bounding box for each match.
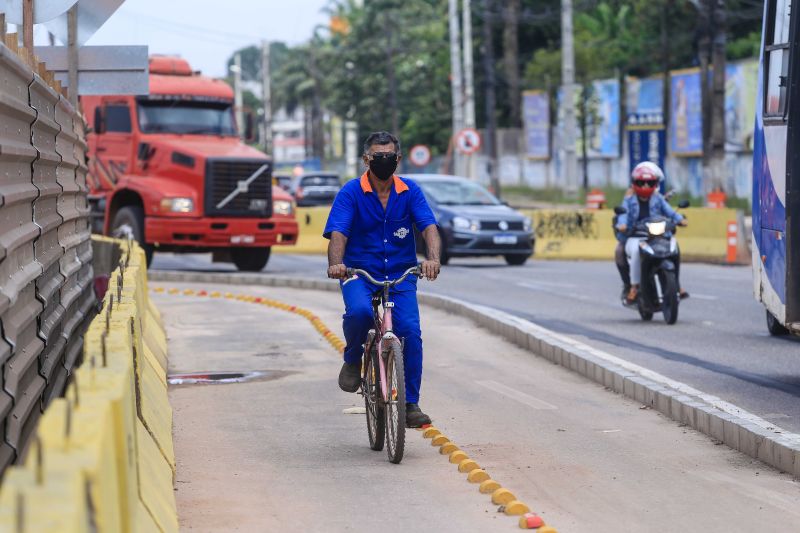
[137,100,236,135]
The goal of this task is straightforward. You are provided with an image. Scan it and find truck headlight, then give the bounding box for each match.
[160,197,194,213]
[274,200,294,216]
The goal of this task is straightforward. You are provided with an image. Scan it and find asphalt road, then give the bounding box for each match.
[156,283,800,532]
[151,252,800,434]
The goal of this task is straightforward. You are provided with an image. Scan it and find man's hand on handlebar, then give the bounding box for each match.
[327,264,348,280]
[420,260,441,281]
[617,224,627,233]
[678,220,688,227]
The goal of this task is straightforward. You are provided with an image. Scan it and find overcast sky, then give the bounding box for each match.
[31,0,330,78]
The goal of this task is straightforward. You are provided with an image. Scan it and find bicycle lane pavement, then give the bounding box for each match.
[155,282,520,532]
[153,282,800,532]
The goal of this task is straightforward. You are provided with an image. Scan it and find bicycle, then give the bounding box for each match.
[343,265,422,464]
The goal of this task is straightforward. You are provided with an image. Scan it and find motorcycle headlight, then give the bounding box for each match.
[646,221,667,236]
[273,200,294,216]
[523,216,532,232]
[160,197,194,213]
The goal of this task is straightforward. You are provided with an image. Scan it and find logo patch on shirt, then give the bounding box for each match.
[393,227,410,239]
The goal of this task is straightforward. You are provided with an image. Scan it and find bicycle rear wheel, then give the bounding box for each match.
[364,344,385,451]
[384,339,406,464]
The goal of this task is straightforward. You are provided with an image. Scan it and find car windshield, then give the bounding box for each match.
[419,180,500,206]
[137,99,237,135]
[301,176,340,187]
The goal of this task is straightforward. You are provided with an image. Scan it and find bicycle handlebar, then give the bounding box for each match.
[343,265,422,287]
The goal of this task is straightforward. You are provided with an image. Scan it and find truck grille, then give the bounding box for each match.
[204,158,273,217]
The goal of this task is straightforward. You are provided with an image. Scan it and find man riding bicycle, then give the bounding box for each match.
[324,131,442,428]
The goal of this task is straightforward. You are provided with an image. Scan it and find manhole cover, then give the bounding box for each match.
[168,370,292,385]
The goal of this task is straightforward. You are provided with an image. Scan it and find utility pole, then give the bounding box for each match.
[261,40,272,154]
[709,0,727,191]
[462,0,477,180]
[234,52,244,141]
[68,5,78,106]
[448,0,464,176]
[482,0,500,198]
[561,0,578,194]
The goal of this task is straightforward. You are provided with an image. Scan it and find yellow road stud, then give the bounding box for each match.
[504,501,530,516]
[492,488,516,505]
[467,469,490,483]
[154,287,165,293]
[183,289,194,295]
[431,435,449,446]
[422,427,440,438]
[168,288,179,294]
[439,443,459,455]
[210,291,221,298]
[537,527,558,533]
[458,459,479,473]
[479,479,501,493]
[449,450,468,464]
[225,292,234,298]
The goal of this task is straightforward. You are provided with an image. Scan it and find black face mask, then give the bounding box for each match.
[368,154,399,181]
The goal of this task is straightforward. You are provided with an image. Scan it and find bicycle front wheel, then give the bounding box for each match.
[384,339,406,464]
[364,346,385,451]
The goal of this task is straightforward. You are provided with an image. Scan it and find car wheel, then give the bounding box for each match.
[504,254,528,266]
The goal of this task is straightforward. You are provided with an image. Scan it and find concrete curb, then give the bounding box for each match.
[149,269,800,478]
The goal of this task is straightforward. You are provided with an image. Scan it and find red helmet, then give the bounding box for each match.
[631,162,663,199]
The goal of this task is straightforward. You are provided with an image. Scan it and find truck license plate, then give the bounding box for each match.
[493,235,517,245]
[231,235,255,244]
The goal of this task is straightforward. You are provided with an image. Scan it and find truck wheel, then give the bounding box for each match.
[766,311,790,336]
[231,247,271,272]
[112,206,153,267]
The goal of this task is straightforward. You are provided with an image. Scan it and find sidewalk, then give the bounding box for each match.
[154,283,800,532]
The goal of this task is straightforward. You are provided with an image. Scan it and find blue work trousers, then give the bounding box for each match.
[340,278,424,404]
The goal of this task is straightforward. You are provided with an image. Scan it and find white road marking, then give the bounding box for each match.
[343,407,366,414]
[476,380,558,410]
[601,429,622,433]
[690,293,719,301]
[517,280,578,290]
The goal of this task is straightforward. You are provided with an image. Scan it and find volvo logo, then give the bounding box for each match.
[498,220,509,231]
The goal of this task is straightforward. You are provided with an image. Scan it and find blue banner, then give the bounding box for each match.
[628,129,666,175]
[522,91,550,159]
[670,69,704,156]
[587,78,620,158]
[626,76,664,127]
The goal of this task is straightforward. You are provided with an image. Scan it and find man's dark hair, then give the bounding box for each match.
[363,131,401,154]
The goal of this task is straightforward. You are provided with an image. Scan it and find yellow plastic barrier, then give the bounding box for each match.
[274,206,330,254]
[275,205,742,262]
[0,236,179,533]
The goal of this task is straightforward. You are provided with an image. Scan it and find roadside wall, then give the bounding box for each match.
[0,237,177,532]
[0,41,94,473]
[279,206,745,263]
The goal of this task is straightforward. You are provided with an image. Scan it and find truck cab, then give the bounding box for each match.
[83,55,298,271]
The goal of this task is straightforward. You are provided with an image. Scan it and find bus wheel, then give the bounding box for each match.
[766,311,790,336]
[231,247,271,272]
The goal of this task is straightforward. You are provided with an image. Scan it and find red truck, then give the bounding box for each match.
[83,55,298,271]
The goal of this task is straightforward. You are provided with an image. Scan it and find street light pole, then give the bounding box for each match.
[234,52,244,141]
[462,0,477,180]
[261,40,272,154]
[482,0,500,198]
[448,0,464,176]
[561,0,578,194]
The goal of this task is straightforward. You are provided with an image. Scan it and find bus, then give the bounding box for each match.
[753,0,800,336]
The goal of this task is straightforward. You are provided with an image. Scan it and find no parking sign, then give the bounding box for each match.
[409,144,432,167]
[455,128,481,155]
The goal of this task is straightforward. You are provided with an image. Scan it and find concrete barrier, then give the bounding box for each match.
[0,237,178,532]
[275,205,745,263]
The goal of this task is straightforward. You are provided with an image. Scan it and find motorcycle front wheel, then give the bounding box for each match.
[659,270,679,325]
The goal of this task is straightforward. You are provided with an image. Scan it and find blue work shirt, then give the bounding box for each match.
[323,172,437,288]
[615,193,684,238]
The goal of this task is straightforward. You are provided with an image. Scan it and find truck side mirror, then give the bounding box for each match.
[94,107,105,134]
[244,111,256,143]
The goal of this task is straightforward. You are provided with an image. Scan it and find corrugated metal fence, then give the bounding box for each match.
[0,42,95,473]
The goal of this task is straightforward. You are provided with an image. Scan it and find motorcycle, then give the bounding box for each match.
[615,200,689,325]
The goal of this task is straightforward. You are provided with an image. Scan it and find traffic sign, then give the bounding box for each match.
[456,128,481,155]
[409,144,431,167]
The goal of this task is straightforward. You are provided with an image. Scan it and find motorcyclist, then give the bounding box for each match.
[615,162,687,305]
[613,187,634,299]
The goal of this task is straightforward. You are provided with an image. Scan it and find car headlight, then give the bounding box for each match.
[523,216,532,232]
[452,216,480,231]
[273,200,294,216]
[452,216,470,230]
[160,197,194,213]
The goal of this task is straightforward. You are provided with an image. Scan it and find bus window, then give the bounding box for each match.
[765,0,792,117]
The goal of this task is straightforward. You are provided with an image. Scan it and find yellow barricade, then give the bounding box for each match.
[0,236,179,533]
[276,205,742,263]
